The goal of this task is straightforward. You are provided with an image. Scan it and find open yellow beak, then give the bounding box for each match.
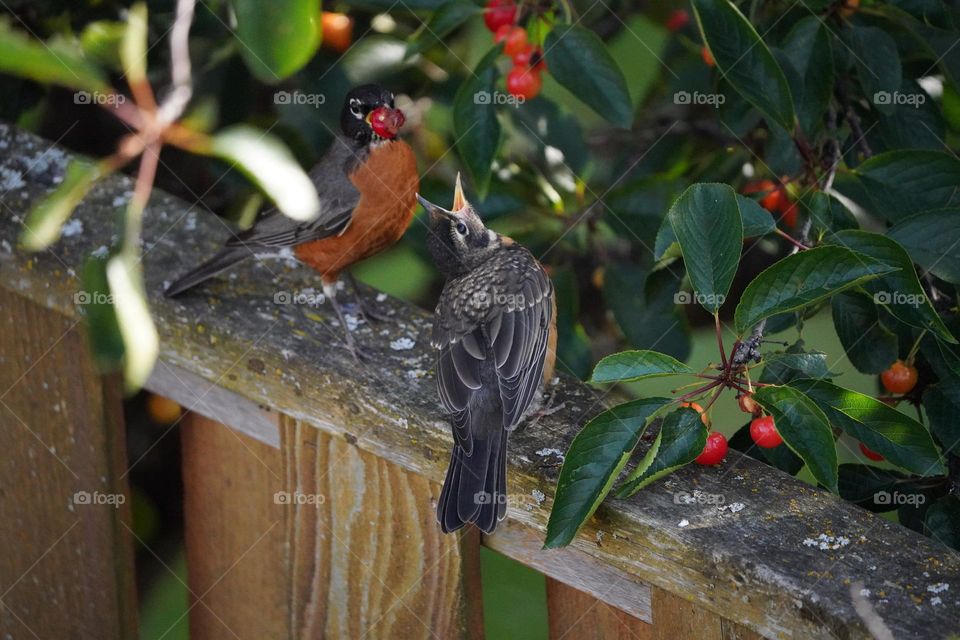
[452,172,467,211]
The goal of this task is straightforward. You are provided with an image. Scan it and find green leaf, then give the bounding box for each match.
[831,230,955,343]
[887,209,960,284]
[79,255,125,371]
[20,159,104,251]
[838,464,908,513]
[0,21,108,93]
[734,246,897,334]
[831,291,898,375]
[923,382,960,455]
[805,191,858,237]
[691,0,795,129]
[925,496,960,551]
[453,46,501,197]
[847,26,901,116]
[208,125,320,222]
[406,1,481,58]
[106,253,158,392]
[79,21,125,71]
[667,183,742,313]
[605,265,691,363]
[752,385,838,492]
[856,151,960,223]
[737,194,776,238]
[760,345,831,385]
[544,397,671,548]
[230,0,320,83]
[120,3,148,85]
[779,17,833,134]
[591,350,693,384]
[616,408,708,497]
[544,25,633,128]
[791,379,945,477]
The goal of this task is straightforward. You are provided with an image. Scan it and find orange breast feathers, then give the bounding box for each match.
[295,140,419,283]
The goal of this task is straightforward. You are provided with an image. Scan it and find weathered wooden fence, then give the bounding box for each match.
[1,123,958,639]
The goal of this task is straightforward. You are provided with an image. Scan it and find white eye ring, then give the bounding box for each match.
[350,98,362,117]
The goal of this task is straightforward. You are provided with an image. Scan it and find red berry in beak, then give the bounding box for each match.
[368,106,405,139]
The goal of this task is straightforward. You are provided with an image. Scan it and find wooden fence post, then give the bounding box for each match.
[0,289,137,639]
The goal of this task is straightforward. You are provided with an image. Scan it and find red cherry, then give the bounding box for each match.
[749,415,783,448]
[506,66,541,100]
[859,442,885,461]
[484,0,517,33]
[666,9,690,32]
[513,46,546,72]
[502,26,529,57]
[780,201,798,227]
[880,360,918,395]
[696,432,728,466]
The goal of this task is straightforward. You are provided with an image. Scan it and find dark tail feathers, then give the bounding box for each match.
[164,247,248,298]
[437,430,507,534]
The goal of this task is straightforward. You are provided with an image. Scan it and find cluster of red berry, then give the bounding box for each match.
[484,0,547,100]
[682,398,783,466]
[744,179,798,227]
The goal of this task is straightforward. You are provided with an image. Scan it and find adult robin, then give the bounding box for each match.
[418,175,557,534]
[165,84,418,358]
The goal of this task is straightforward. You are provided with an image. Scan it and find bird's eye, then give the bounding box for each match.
[350,99,362,117]
[455,222,468,236]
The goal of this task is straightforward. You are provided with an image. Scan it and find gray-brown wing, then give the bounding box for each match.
[433,248,554,453]
[226,136,364,249]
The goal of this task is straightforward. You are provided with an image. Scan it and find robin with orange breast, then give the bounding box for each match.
[418,175,557,534]
[165,84,418,358]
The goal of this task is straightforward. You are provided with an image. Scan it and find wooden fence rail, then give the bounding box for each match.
[1,123,958,639]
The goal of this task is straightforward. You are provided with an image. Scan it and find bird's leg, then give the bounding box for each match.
[345,272,394,323]
[323,280,371,361]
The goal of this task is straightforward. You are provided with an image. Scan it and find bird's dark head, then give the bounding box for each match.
[340,84,406,147]
[419,174,502,278]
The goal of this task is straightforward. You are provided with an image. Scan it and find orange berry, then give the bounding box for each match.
[880,360,918,394]
[679,401,710,426]
[146,393,182,425]
[320,12,353,53]
[502,26,529,57]
[702,46,715,67]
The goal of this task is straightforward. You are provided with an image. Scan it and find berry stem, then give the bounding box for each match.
[905,329,927,365]
[675,380,721,403]
[714,312,728,369]
[774,227,810,251]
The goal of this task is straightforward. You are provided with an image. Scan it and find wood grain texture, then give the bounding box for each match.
[181,412,288,639]
[0,289,137,639]
[281,416,482,639]
[4,123,960,639]
[546,582,734,640]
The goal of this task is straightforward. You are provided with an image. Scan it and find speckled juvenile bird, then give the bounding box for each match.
[418,175,557,534]
[165,84,418,358]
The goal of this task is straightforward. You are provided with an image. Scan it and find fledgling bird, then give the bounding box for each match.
[165,84,418,358]
[419,175,557,534]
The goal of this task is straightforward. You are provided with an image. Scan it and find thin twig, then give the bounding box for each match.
[158,0,196,124]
